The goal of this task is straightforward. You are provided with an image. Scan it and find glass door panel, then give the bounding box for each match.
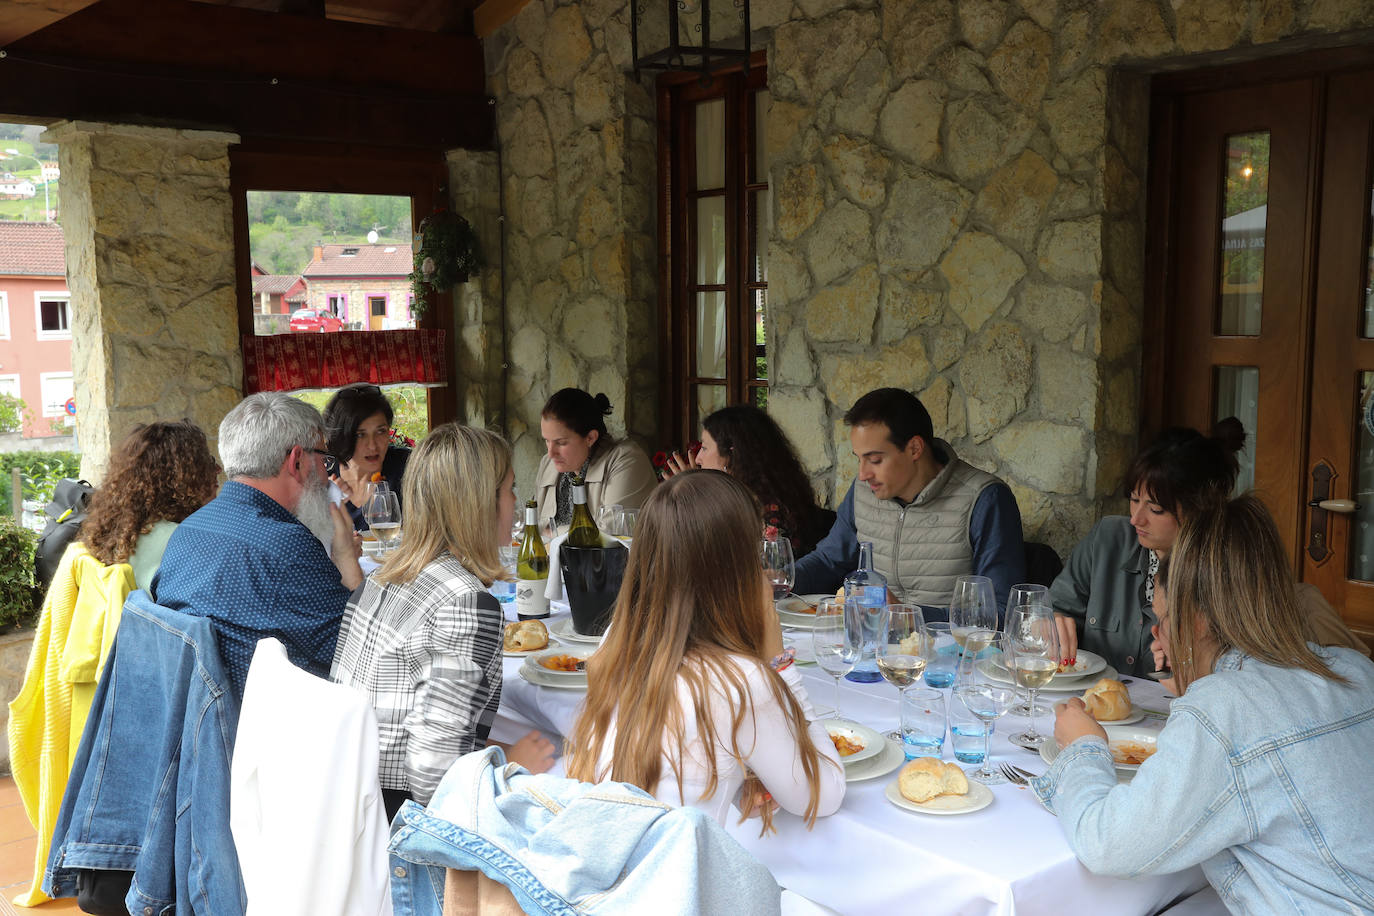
[1215,366,1259,493]
[1218,132,1269,336]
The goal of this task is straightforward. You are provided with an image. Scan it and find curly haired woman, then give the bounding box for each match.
[79,420,220,588]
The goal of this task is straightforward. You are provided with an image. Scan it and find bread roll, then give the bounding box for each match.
[503,619,549,652]
[1082,678,1131,721]
[898,757,969,803]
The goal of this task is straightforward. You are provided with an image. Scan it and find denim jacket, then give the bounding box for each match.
[388,747,781,916]
[45,590,246,916]
[1033,645,1374,913]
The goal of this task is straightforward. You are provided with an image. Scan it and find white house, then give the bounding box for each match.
[40,162,59,182]
[0,172,35,198]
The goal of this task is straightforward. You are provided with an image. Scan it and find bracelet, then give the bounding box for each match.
[768,647,796,672]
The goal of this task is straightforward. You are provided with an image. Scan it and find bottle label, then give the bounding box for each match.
[524,505,538,525]
[516,580,550,619]
[572,484,587,504]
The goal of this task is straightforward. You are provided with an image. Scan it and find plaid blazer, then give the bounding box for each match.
[331,552,503,803]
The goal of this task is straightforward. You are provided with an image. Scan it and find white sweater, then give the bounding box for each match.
[595,654,846,825]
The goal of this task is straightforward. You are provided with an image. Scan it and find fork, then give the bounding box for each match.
[998,763,1028,786]
[785,591,819,609]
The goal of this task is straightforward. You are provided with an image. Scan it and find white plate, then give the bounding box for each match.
[843,738,906,783]
[777,608,830,630]
[883,776,994,815]
[1093,705,1146,727]
[549,617,605,646]
[775,594,830,614]
[524,647,593,678]
[824,719,885,765]
[1039,724,1160,773]
[985,649,1107,685]
[980,660,1121,693]
[517,665,586,691]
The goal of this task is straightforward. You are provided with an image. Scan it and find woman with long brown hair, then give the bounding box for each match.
[567,470,845,831]
[80,419,220,588]
[1037,495,1374,911]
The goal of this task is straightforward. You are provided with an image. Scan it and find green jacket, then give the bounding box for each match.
[1049,516,1157,677]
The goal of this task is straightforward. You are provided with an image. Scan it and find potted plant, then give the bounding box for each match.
[409,206,484,316]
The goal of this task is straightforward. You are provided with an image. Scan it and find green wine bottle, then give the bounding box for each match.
[516,499,550,619]
[566,476,602,548]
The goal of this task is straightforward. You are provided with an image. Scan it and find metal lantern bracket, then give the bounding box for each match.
[631,0,752,79]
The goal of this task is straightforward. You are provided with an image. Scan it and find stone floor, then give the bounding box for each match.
[0,776,83,915]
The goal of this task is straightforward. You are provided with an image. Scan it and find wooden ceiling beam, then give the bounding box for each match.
[0,0,100,48]
[0,0,494,149]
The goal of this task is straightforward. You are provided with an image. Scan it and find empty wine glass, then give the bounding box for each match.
[1006,583,1053,718]
[1005,602,1060,750]
[812,597,859,719]
[949,574,997,659]
[953,644,1016,785]
[364,488,402,555]
[597,503,624,538]
[760,535,796,602]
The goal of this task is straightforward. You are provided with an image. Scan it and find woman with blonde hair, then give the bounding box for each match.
[1036,495,1374,911]
[332,424,553,820]
[567,470,845,831]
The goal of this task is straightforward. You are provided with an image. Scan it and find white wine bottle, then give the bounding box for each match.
[515,499,550,619]
[566,476,602,548]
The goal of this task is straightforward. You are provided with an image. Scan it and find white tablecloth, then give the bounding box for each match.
[491,614,1207,916]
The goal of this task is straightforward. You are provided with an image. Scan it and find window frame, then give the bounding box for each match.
[0,291,9,340]
[38,370,72,418]
[34,291,71,341]
[229,142,454,425]
[656,56,769,449]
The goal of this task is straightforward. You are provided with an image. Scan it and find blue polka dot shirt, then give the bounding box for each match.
[152,480,353,699]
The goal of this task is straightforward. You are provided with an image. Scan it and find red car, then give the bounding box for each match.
[289,308,346,333]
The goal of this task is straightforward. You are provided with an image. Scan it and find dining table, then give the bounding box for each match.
[489,606,1207,916]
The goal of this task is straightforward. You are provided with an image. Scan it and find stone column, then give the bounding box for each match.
[42,122,242,482]
[447,147,507,432]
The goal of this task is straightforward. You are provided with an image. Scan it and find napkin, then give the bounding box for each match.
[544,532,569,602]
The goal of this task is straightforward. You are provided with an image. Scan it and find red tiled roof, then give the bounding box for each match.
[302,243,411,279]
[0,221,65,277]
[252,274,301,295]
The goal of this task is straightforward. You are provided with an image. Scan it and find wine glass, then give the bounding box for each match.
[760,535,796,602]
[877,604,929,739]
[364,488,402,555]
[1005,583,1053,718]
[597,503,624,538]
[812,597,859,719]
[1004,602,1060,750]
[953,647,1017,785]
[949,574,997,656]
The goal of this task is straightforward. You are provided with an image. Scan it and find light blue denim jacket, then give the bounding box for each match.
[45,590,246,916]
[1033,645,1374,913]
[388,747,781,916]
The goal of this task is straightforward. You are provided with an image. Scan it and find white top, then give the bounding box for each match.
[594,653,846,825]
[231,639,394,916]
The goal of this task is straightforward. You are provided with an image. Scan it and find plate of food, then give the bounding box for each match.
[549,617,604,646]
[1039,724,1160,773]
[843,738,906,783]
[1079,677,1146,725]
[884,758,994,815]
[984,649,1107,685]
[775,595,834,629]
[502,619,554,657]
[517,665,588,691]
[524,647,593,678]
[824,719,885,766]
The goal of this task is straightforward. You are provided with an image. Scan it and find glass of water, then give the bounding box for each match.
[900,687,946,760]
[492,545,518,607]
[923,621,959,689]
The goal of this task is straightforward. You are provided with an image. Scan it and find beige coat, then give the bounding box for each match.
[533,437,658,530]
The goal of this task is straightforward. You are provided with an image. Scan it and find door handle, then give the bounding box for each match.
[1309,498,1360,514]
[1307,461,1337,563]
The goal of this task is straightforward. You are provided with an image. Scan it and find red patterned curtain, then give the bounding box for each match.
[242,330,447,393]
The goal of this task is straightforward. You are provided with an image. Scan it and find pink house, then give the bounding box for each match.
[0,222,72,438]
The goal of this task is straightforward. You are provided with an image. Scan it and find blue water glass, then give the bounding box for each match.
[950,722,990,764]
[925,666,957,689]
[491,546,518,606]
[900,687,946,760]
[924,621,959,688]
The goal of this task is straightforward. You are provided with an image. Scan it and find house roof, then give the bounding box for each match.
[252,273,301,295]
[0,221,65,276]
[303,243,411,279]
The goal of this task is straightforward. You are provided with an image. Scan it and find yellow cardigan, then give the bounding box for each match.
[6,543,133,907]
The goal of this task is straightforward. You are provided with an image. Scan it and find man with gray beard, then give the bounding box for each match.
[153,392,363,699]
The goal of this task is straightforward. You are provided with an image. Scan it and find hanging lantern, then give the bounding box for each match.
[631,0,751,79]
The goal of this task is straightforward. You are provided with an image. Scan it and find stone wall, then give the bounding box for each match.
[45,122,241,482]
[481,0,1374,555]
[482,1,659,491]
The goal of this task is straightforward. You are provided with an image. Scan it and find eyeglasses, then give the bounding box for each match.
[305,447,331,458]
[337,384,383,398]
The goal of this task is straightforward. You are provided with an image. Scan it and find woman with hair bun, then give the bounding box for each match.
[534,387,657,532]
[1051,421,1367,676]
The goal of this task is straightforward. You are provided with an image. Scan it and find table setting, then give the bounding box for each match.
[490,583,1203,915]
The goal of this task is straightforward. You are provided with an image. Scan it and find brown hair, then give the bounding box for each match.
[1122,421,1245,520]
[566,470,834,833]
[80,420,219,566]
[375,423,511,587]
[1164,494,1344,692]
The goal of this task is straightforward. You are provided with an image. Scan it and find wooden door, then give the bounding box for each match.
[368,296,387,330]
[1157,79,1319,558]
[1304,69,1374,639]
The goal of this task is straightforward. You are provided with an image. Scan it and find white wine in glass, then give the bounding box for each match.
[876,605,929,690]
[1006,602,1060,750]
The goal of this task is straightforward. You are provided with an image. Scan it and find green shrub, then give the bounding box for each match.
[0,393,24,434]
[0,451,82,511]
[0,516,39,630]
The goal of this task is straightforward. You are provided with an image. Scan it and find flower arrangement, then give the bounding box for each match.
[409,207,484,316]
[389,428,417,450]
